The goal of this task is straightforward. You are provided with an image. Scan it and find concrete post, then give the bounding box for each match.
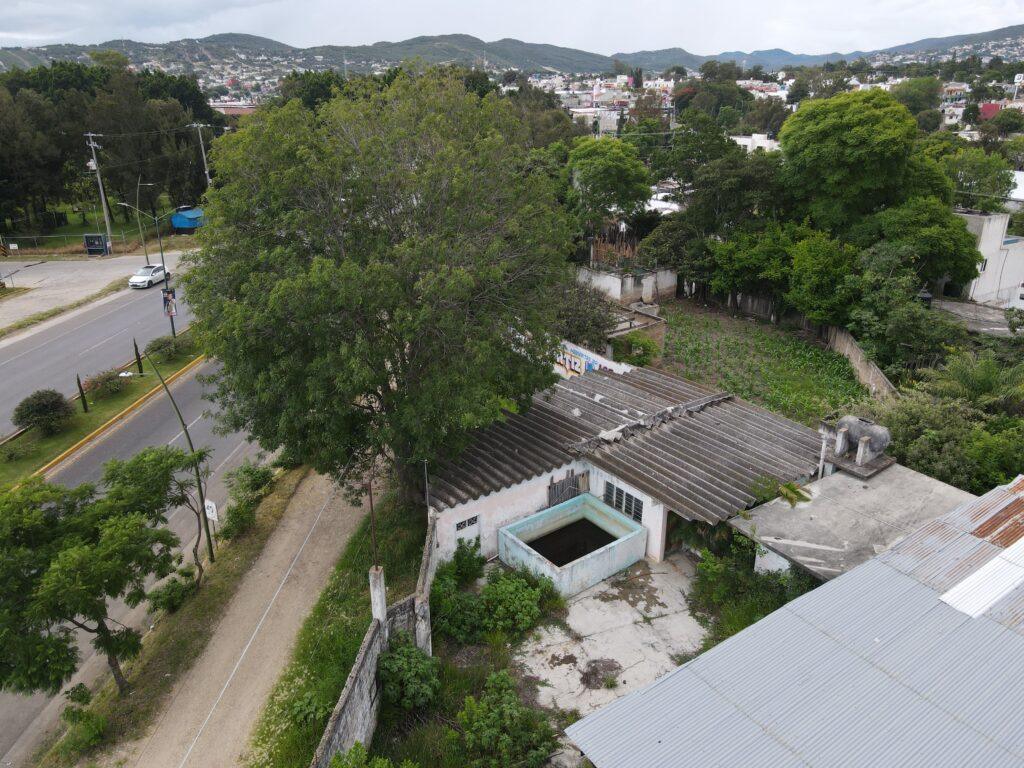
[855,435,873,467]
[414,596,432,657]
[834,426,849,456]
[369,566,387,641]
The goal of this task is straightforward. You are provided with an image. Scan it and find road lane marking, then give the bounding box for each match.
[172,484,335,768]
[166,414,205,446]
[0,291,152,369]
[78,327,129,356]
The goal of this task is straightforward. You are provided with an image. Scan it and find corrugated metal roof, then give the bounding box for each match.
[427,367,821,521]
[567,475,1024,768]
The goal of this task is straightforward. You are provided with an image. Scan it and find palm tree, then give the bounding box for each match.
[917,349,1024,416]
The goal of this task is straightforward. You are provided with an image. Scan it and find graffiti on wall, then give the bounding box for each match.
[555,341,631,379]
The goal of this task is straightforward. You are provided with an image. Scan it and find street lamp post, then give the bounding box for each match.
[118,202,183,338]
[135,177,156,266]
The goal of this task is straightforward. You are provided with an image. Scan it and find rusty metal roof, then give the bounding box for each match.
[427,367,821,519]
[567,475,1024,768]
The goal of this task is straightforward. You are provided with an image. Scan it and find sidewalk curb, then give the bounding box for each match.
[33,354,208,478]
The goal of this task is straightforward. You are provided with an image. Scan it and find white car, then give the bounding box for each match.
[128,264,170,289]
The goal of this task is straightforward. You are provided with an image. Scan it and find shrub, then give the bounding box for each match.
[144,334,194,362]
[12,389,75,436]
[330,743,419,768]
[83,368,127,398]
[379,632,440,711]
[219,460,274,540]
[430,571,487,644]
[449,539,485,587]
[480,571,542,636]
[610,331,659,366]
[148,567,197,613]
[456,671,556,768]
[57,685,105,755]
[687,535,818,649]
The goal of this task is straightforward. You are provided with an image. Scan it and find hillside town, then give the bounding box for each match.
[4,9,1024,768]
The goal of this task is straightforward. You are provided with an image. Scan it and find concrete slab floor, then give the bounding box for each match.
[514,551,705,722]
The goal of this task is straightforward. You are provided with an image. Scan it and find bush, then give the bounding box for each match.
[611,331,659,366]
[456,671,556,768]
[430,572,487,644]
[219,460,274,540]
[57,686,105,755]
[330,743,418,768]
[12,389,75,436]
[687,535,818,649]
[448,539,485,587]
[480,571,542,636]
[148,567,197,613]
[379,632,440,711]
[83,368,127,398]
[144,334,194,362]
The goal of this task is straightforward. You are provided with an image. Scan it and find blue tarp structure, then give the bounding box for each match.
[170,207,205,233]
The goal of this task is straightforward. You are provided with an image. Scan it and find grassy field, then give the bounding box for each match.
[35,466,309,768]
[659,301,867,426]
[245,488,427,768]
[0,347,200,487]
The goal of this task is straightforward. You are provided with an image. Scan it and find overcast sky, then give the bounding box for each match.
[3,0,1024,54]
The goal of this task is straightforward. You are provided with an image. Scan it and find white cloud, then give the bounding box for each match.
[2,0,1024,56]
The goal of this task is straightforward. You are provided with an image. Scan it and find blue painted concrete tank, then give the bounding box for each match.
[498,493,647,596]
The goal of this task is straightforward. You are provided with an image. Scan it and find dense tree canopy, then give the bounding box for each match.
[0,448,187,696]
[779,90,920,230]
[567,136,650,229]
[184,71,573,497]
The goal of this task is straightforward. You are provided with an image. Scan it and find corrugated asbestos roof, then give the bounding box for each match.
[427,367,821,519]
[566,476,1024,768]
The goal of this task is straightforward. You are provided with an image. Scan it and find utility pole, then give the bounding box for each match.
[85,133,114,254]
[189,123,212,188]
[135,176,155,266]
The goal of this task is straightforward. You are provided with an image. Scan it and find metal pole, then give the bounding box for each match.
[144,351,215,563]
[191,124,212,188]
[136,175,150,265]
[368,481,379,567]
[155,222,175,337]
[85,133,114,254]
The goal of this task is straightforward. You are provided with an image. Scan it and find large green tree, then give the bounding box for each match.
[942,147,1014,214]
[890,77,942,115]
[851,196,981,286]
[0,448,186,696]
[567,136,650,229]
[779,89,919,230]
[184,71,571,497]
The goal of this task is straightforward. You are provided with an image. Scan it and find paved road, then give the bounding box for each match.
[0,277,192,433]
[0,252,183,330]
[0,359,261,768]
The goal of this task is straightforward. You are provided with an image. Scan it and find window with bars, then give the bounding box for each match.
[604,481,644,522]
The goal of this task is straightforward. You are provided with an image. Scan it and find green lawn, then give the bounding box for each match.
[35,466,309,768]
[245,488,426,768]
[659,301,867,426]
[0,349,200,487]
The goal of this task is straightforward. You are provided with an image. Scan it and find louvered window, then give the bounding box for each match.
[604,481,644,522]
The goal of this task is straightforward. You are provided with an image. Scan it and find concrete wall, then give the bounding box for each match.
[436,462,588,560]
[309,620,384,768]
[577,266,677,305]
[498,493,647,596]
[824,326,898,400]
[309,514,441,767]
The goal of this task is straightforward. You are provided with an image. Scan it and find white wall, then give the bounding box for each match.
[577,266,623,302]
[436,462,588,559]
[962,212,1024,308]
[578,266,677,305]
[588,465,668,562]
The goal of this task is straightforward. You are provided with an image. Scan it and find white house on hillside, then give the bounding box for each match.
[960,211,1024,309]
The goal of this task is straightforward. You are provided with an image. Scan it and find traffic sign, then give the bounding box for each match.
[204,499,218,522]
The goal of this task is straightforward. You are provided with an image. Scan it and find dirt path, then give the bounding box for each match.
[107,472,366,768]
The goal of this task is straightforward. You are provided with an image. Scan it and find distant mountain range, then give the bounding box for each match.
[3,24,1024,76]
